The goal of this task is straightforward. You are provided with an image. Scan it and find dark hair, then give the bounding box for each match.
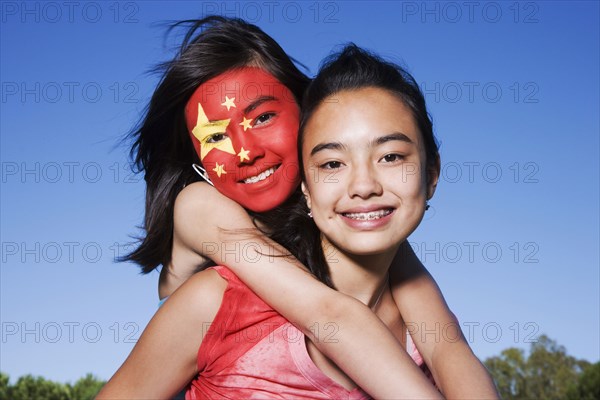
[299,44,439,177]
[125,16,309,273]
[265,44,440,287]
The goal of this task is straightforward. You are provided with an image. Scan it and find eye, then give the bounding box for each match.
[254,112,275,127]
[380,153,404,163]
[206,133,227,143]
[319,160,344,170]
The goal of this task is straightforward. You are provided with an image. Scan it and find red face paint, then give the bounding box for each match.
[185,68,300,212]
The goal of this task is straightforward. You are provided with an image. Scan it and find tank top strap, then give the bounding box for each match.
[198,266,286,376]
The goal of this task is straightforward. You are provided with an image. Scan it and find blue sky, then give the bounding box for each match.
[1,0,598,384]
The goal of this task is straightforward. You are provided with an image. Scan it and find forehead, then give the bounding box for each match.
[304,87,421,148]
[187,67,295,114]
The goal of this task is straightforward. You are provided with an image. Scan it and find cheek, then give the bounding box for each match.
[263,125,298,159]
[306,181,340,212]
[270,110,299,153]
[402,160,429,192]
[202,152,238,184]
[386,167,427,202]
[203,151,232,167]
[397,186,424,203]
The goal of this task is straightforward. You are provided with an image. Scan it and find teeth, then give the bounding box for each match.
[243,166,278,184]
[343,209,392,221]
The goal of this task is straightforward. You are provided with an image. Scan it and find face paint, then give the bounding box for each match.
[185,68,300,212]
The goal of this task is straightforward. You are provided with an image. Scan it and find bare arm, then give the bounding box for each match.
[159,238,210,299]
[390,242,499,399]
[164,182,442,399]
[97,269,227,399]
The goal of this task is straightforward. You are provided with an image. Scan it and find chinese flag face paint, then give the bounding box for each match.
[185,68,300,212]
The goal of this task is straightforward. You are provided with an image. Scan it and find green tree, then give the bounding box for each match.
[566,361,600,400]
[0,373,105,400]
[485,335,593,400]
[7,374,70,400]
[484,347,527,399]
[0,373,9,400]
[525,335,589,399]
[68,373,105,400]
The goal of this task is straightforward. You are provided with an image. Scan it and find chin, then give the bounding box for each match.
[241,193,286,213]
[335,236,402,257]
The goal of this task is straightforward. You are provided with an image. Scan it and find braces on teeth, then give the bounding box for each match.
[344,209,391,220]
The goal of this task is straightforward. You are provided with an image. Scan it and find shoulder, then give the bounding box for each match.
[163,268,228,321]
[175,181,240,216]
[176,181,219,207]
[97,268,231,398]
[174,182,249,237]
[173,267,228,300]
[167,266,258,310]
[186,266,273,317]
[174,182,217,224]
[166,267,276,343]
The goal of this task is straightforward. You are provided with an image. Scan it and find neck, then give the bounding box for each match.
[321,235,397,308]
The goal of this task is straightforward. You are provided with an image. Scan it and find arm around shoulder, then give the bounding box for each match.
[160,182,239,299]
[168,184,443,399]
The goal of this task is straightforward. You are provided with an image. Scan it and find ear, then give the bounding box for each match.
[426,154,441,200]
[301,182,312,210]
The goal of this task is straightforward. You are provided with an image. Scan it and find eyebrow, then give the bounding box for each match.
[372,132,414,146]
[309,132,414,157]
[244,95,277,114]
[310,142,347,156]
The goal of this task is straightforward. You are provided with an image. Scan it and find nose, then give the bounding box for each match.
[232,128,265,166]
[347,164,383,199]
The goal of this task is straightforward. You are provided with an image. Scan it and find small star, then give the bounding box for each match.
[221,96,236,111]
[239,117,253,131]
[212,163,227,178]
[237,147,250,162]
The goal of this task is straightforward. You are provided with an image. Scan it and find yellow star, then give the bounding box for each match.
[221,96,236,111]
[237,147,250,163]
[191,103,236,161]
[212,162,227,178]
[239,117,253,131]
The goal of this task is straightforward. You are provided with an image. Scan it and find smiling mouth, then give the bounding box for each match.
[242,165,280,184]
[342,209,393,221]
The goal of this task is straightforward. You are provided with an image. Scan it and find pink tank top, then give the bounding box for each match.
[186,266,429,399]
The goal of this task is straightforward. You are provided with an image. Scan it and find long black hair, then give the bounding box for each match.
[263,44,440,287]
[125,16,309,273]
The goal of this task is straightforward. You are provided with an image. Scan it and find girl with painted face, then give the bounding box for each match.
[102,17,496,398]
[183,67,300,212]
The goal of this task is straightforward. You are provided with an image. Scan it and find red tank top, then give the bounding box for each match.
[186,266,428,399]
